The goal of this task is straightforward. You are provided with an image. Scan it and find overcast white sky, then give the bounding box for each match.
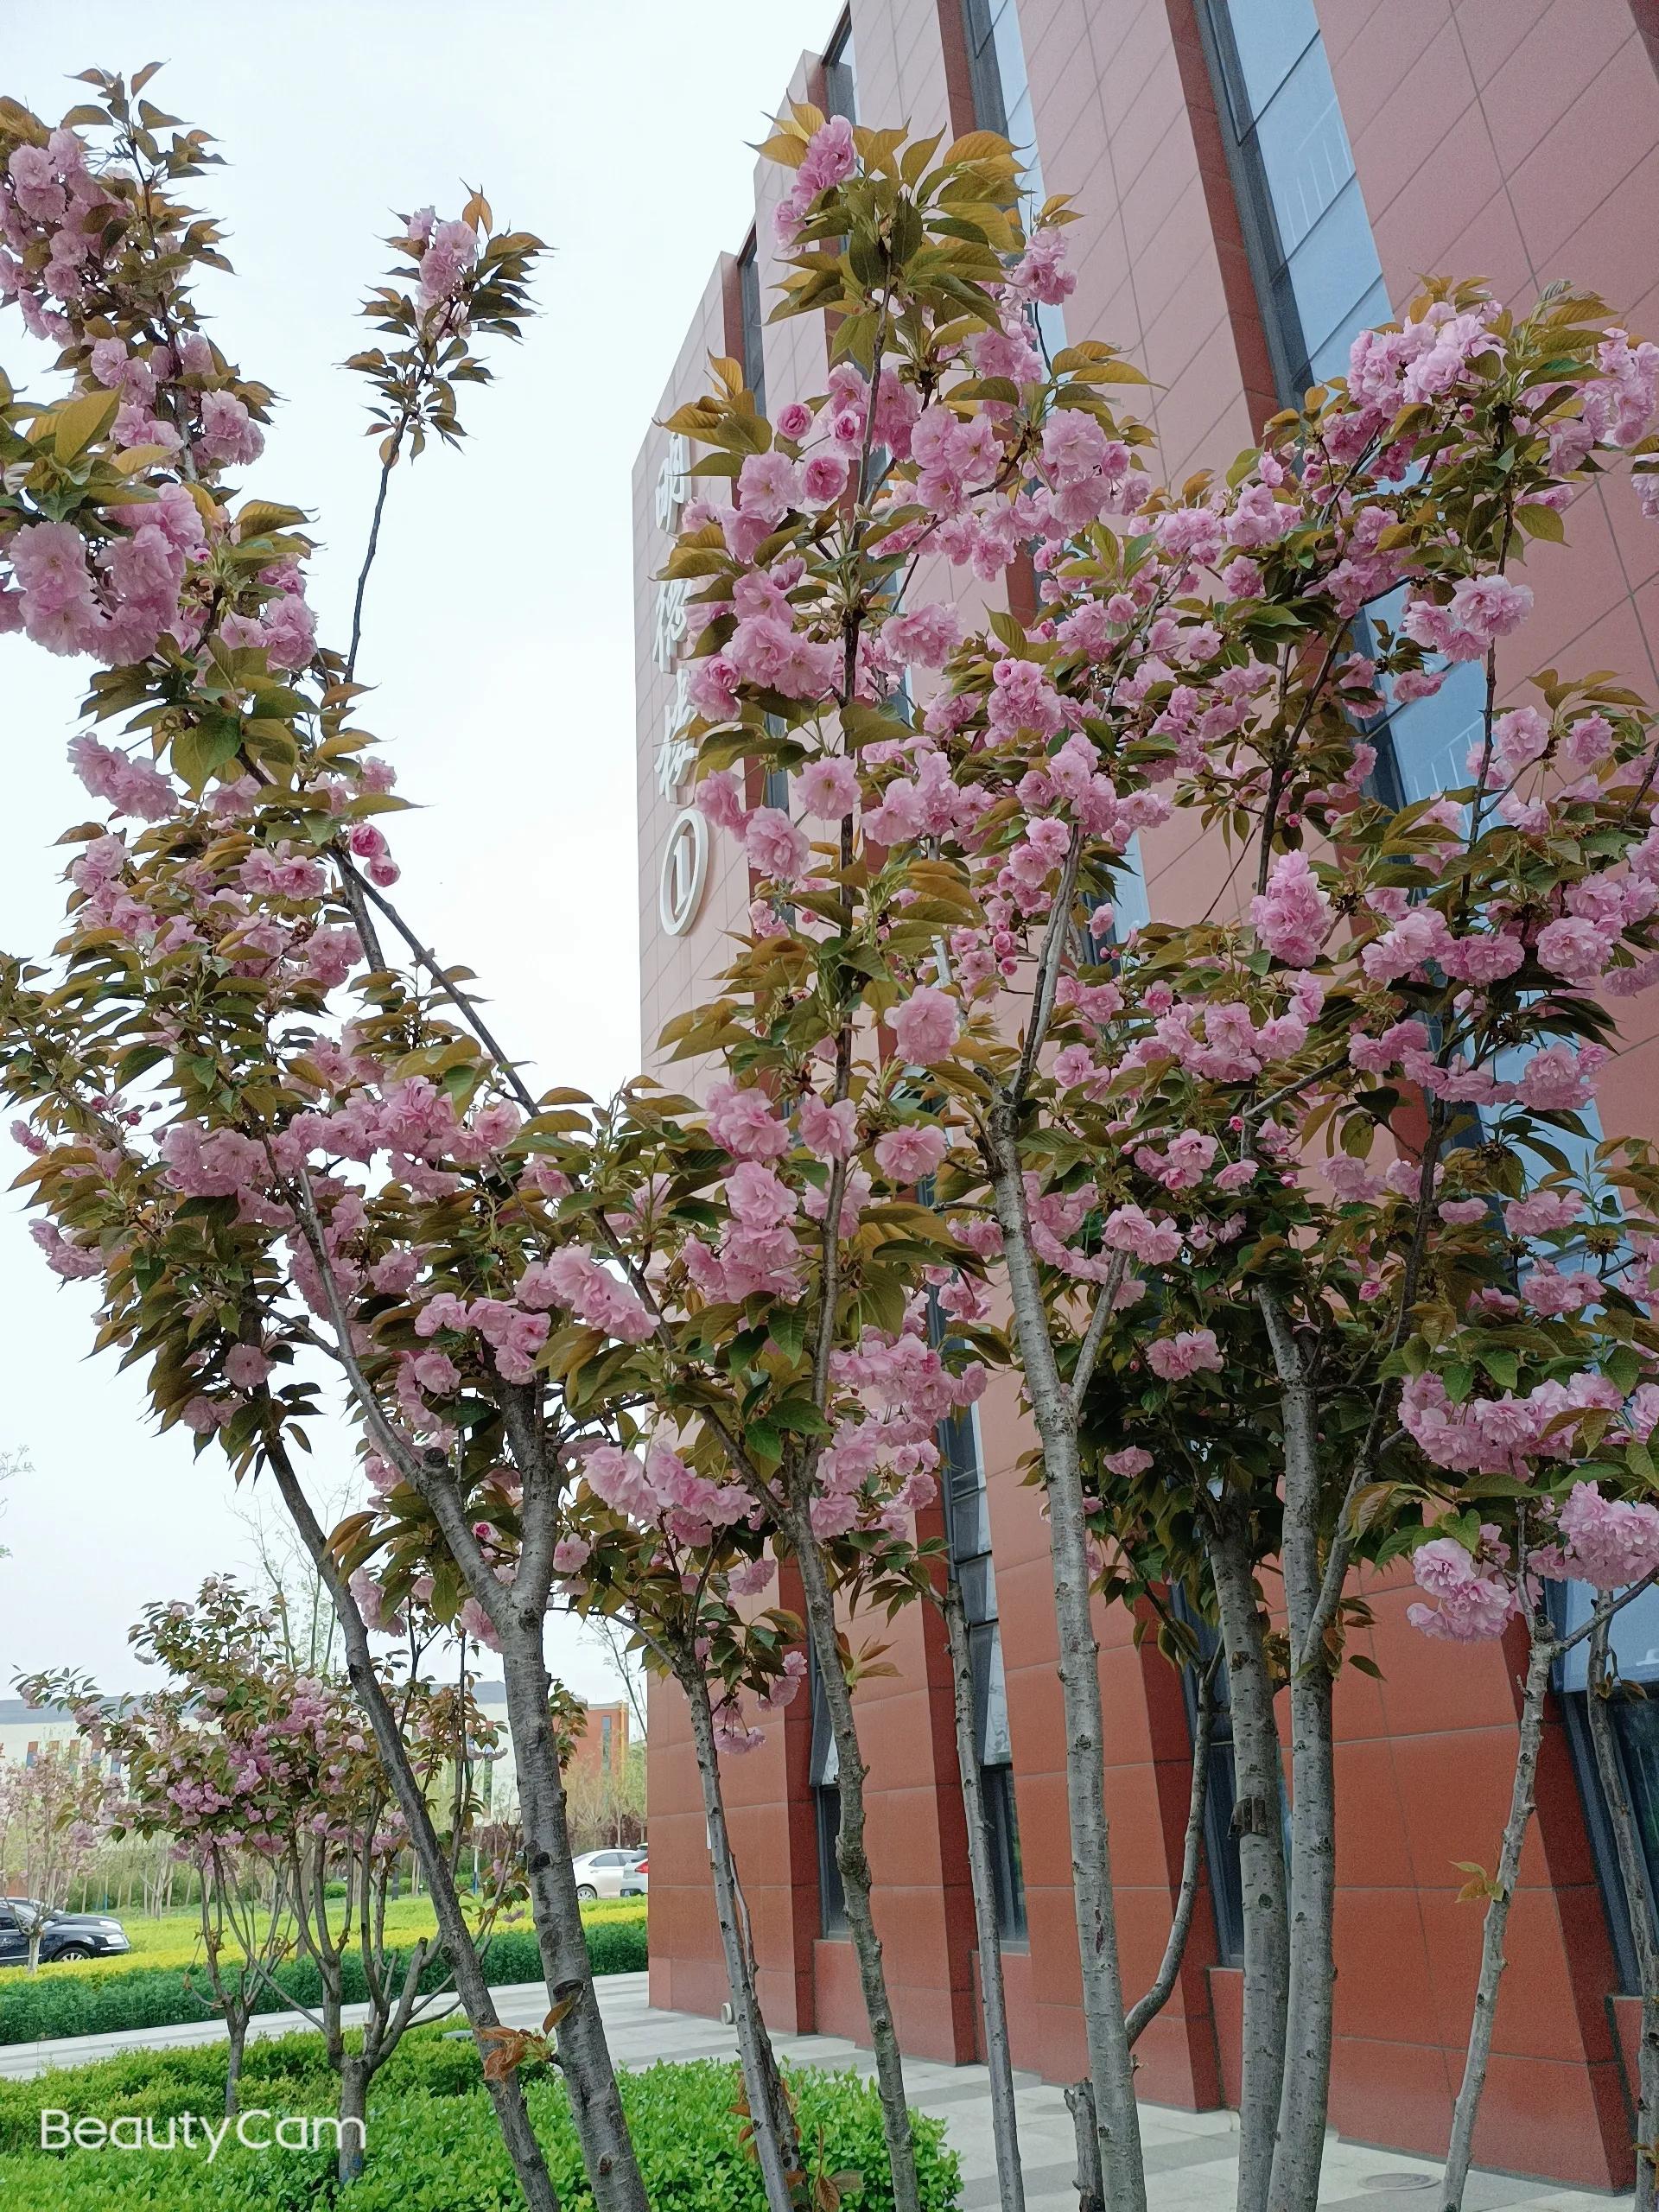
[0,2,840,1696]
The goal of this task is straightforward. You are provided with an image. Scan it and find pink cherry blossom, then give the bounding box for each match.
[797,756,858,820]
[1407,1530,1518,1641]
[1250,850,1331,967]
[1146,1329,1224,1381]
[706,1081,790,1160]
[743,805,810,882]
[874,1124,949,1183]
[890,987,959,1066]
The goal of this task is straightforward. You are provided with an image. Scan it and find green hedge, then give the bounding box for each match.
[0,1916,646,2047]
[0,2030,961,2209]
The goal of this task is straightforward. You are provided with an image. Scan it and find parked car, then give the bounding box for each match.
[620,1857,647,1897]
[569,1849,646,1901]
[0,1897,132,1965]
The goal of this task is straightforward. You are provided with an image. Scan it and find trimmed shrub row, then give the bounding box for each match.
[0,1897,645,1985]
[0,1915,646,2046]
[0,2029,961,2209]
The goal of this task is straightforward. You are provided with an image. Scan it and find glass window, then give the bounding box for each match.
[1250,40,1355,259]
[737,234,766,421]
[823,13,856,124]
[1112,834,1152,938]
[1554,1582,1659,1987]
[1559,1582,1659,1691]
[962,0,1010,137]
[1199,0,1385,402]
[1280,179,1385,376]
[982,1764,1027,1940]
[808,1653,848,1936]
[937,1375,1027,1941]
[1225,0,1319,124]
[959,1,1063,357]
[1308,275,1389,380]
[1180,1613,1245,1966]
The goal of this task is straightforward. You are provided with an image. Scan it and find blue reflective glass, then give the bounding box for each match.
[1226,0,1320,124]
[1253,39,1356,257]
[1113,832,1153,938]
[1560,1581,1659,1690]
[1282,178,1384,368]
[1308,274,1389,380]
[1386,658,1488,805]
[824,16,856,124]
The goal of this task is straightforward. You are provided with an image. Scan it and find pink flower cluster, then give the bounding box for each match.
[1250,850,1332,967]
[519,1248,655,1347]
[772,117,856,247]
[683,1160,804,1304]
[583,1440,755,1550]
[810,1325,987,1540]
[1400,1369,1629,1478]
[1146,1328,1224,1381]
[1407,1527,1519,1642]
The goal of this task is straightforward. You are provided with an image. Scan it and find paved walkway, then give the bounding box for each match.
[0,1971,1632,2211]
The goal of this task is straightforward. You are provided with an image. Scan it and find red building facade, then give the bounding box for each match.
[632,1,1659,2188]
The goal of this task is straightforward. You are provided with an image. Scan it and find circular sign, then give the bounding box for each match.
[659,807,709,938]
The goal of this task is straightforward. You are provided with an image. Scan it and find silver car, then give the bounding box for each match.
[569,1848,646,1901]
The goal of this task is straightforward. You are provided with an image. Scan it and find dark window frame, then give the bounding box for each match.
[823,11,856,124]
[960,0,1010,136]
[1548,1580,1659,1994]
[808,1650,849,1938]
[936,1328,1028,1945]
[737,232,766,421]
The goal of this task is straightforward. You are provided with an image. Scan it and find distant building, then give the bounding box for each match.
[0,1697,123,1781]
[471,1689,632,1821]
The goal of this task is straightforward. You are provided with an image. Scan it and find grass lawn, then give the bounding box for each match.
[1,1894,644,1983]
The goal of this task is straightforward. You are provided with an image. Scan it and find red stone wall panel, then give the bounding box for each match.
[639,1,1659,2186]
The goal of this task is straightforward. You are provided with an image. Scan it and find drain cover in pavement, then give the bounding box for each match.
[1358,2177,1435,2191]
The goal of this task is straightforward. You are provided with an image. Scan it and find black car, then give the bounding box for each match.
[0,1897,132,1965]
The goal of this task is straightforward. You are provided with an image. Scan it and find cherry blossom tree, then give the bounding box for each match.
[9,68,1659,2212]
[658,111,1659,2212]
[32,1580,508,2161]
[0,1738,117,1965]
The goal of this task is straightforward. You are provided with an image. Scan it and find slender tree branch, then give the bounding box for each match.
[1126,1646,1218,2045]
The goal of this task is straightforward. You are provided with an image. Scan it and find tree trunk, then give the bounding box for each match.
[1586,1613,1658,2212]
[225,2014,246,2120]
[943,1573,1026,2212]
[681,1663,802,2212]
[1206,1516,1289,2212]
[1272,1664,1335,2212]
[786,1503,925,2212]
[1258,1294,1337,2212]
[1067,2077,1106,2212]
[988,1121,1147,2212]
[1440,1628,1554,2212]
[496,1613,648,2212]
[264,1444,564,2212]
[335,2053,371,2185]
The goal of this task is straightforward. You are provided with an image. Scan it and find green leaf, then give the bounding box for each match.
[1441,1362,1475,1405]
[42,385,119,461]
[170,715,242,791]
[1606,1344,1643,1399]
[769,1395,830,1437]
